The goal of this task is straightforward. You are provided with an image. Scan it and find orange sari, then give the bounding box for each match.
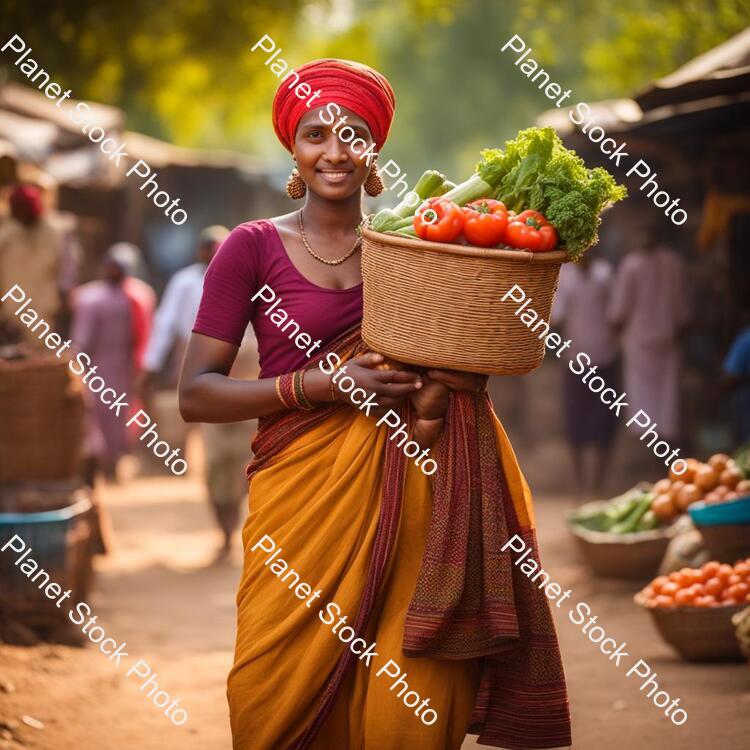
[228,328,571,750]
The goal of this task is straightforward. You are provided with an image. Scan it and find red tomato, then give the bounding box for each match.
[651,576,669,594]
[661,581,680,597]
[704,577,723,597]
[675,588,695,606]
[729,582,749,601]
[504,210,558,252]
[461,199,509,247]
[413,198,464,243]
[655,595,676,608]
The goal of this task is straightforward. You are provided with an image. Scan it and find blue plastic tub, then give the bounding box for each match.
[0,496,92,625]
[688,495,750,527]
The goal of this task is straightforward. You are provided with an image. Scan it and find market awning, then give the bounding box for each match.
[635,27,750,111]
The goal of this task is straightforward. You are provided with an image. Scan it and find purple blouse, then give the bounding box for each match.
[192,219,363,378]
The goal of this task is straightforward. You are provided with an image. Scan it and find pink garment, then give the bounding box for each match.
[193,220,363,378]
[123,276,156,371]
[71,280,134,473]
[552,258,618,366]
[608,246,690,439]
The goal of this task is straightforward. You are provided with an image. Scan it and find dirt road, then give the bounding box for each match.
[1,472,748,749]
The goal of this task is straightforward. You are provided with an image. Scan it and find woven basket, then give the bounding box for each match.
[0,355,84,482]
[636,597,746,662]
[697,522,750,563]
[0,490,93,626]
[361,227,567,375]
[569,523,674,580]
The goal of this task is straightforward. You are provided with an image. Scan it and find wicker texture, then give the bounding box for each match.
[0,492,93,626]
[0,356,84,482]
[361,227,566,375]
[698,522,750,563]
[641,602,746,662]
[569,524,673,580]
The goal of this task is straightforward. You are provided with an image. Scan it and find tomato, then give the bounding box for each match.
[734,562,750,578]
[651,575,669,594]
[461,199,509,247]
[655,595,676,608]
[729,582,750,601]
[704,577,723,597]
[717,564,734,583]
[661,581,680,597]
[675,588,695,606]
[641,586,655,600]
[727,573,743,586]
[504,209,558,252]
[702,561,720,578]
[413,198,464,243]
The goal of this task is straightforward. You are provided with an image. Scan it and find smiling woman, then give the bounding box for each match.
[178,57,570,750]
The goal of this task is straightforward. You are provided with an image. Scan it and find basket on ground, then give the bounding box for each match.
[635,595,746,662]
[689,497,750,562]
[0,354,84,482]
[0,487,93,626]
[361,227,567,375]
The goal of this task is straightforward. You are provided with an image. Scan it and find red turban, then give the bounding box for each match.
[10,184,43,226]
[272,59,395,153]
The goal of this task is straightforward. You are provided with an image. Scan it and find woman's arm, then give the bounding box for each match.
[179,335,422,423]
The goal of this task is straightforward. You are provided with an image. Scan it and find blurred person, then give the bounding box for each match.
[140,226,257,557]
[71,249,135,482]
[552,251,618,498]
[721,310,750,444]
[0,184,68,336]
[609,232,690,445]
[107,242,156,372]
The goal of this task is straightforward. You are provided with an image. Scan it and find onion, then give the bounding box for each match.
[694,465,719,492]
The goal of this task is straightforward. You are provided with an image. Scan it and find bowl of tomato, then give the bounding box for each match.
[635,559,750,662]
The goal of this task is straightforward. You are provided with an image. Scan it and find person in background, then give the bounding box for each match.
[722,311,750,445]
[552,250,619,499]
[141,226,258,559]
[0,184,68,336]
[107,242,156,373]
[609,232,690,454]
[71,249,135,482]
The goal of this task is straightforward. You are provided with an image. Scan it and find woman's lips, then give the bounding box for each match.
[317,169,353,185]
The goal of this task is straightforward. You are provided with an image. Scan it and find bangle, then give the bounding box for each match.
[294,370,315,410]
[329,371,338,402]
[275,374,295,410]
[276,371,315,411]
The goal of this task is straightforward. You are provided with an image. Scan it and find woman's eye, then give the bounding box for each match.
[307,131,322,139]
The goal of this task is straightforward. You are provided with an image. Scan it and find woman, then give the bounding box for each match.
[179,59,570,750]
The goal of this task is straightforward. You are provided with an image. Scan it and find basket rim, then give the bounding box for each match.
[635,595,746,616]
[362,226,568,264]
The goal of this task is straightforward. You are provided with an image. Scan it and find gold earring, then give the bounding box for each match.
[364,162,385,196]
[286,167,306,199]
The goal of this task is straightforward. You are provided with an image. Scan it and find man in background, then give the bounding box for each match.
[140,226,258,560]
[609,231,690,465]
[0,184,69,337]
[552,250,619,499]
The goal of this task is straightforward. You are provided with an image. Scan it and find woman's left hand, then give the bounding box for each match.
[426,369,488,393]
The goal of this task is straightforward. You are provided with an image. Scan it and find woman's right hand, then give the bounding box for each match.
[332,352,422,418]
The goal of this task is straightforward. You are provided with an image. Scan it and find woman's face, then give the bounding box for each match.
[293,106,374,201]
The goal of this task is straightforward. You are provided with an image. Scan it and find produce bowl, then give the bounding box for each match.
[689,497,750,563]
[688,495,750,526]
[360,226,567,375]
[635,595,746,662]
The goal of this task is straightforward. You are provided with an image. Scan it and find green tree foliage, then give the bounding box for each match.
[2,0,747,179]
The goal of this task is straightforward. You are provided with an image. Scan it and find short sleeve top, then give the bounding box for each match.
[192,220,363,378]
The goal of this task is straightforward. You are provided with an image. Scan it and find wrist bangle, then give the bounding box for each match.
[275,374,295,410]
[294,370,315,410]
[329,371,338,402]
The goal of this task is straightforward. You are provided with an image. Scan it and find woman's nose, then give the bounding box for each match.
[323,134,350,163]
